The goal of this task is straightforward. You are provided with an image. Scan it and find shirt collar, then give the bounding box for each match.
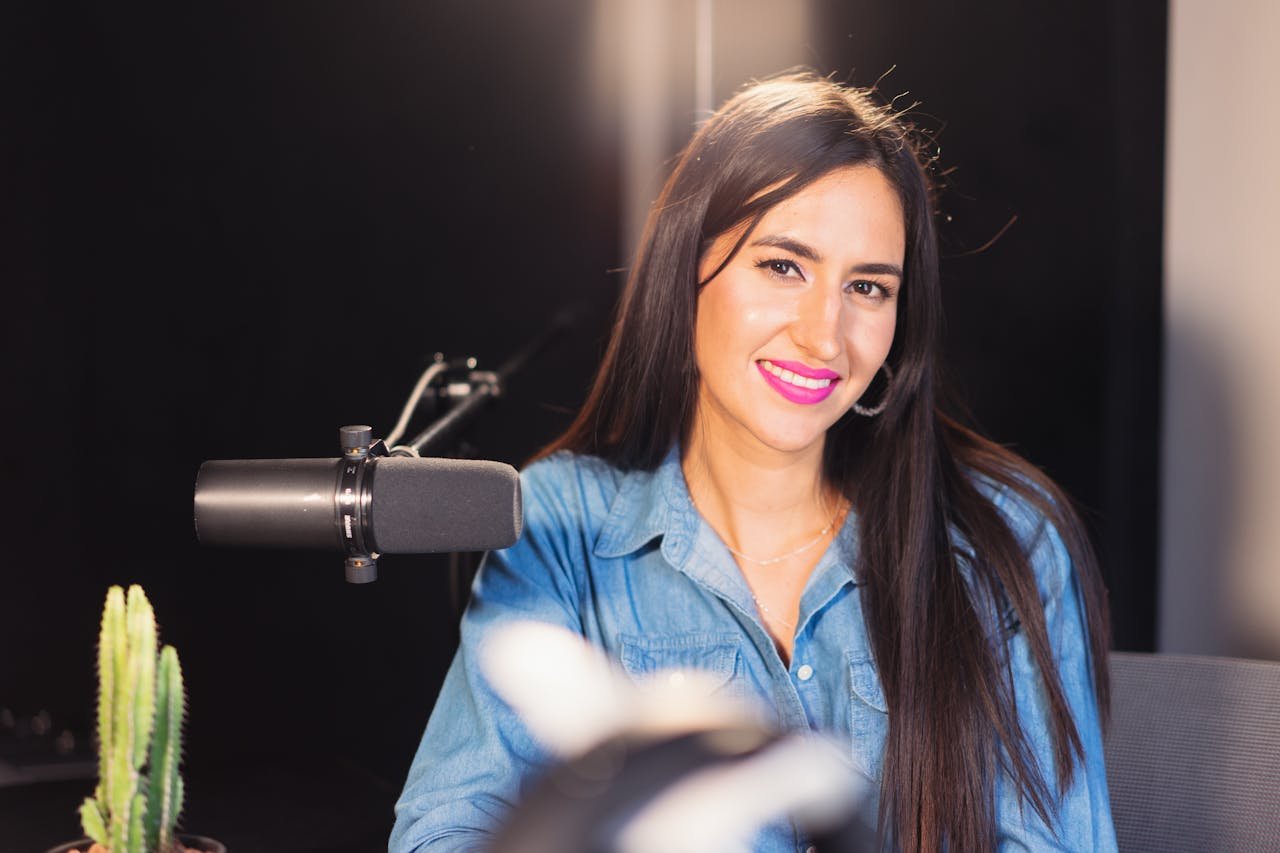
[592,442,861,582]
[593,443,696,561]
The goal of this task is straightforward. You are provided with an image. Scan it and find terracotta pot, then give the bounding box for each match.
[45,836,226,853]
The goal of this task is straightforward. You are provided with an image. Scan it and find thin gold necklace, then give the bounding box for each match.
[692,497,844,567]
[740,512,840,633]
[752,594,798,630]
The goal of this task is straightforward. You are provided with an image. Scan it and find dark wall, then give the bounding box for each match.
[3,2,620,845]
[806,1,1166,653]
[2,1,1164,848]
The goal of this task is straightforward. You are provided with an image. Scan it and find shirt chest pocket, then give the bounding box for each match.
[617,632,744,701]
[847,651,890,782]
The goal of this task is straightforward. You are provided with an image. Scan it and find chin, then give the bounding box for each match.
[749,421,833,455]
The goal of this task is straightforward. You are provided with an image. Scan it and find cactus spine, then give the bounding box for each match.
[80,585,186,853]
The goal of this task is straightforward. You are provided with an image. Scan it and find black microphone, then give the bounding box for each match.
[194,430,522,582]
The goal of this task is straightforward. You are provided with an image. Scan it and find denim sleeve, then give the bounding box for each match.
[389,461,586,853]
[994,517,1117,852]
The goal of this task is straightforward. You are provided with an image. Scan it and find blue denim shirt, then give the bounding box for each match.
[391,446,1116,852]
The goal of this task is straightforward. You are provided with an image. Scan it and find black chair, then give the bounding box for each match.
[1105,651,1280,852]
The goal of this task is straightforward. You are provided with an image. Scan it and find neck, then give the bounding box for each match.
[681,404,836,557]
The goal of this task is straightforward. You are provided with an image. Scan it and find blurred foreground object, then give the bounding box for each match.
[481,622,876,853]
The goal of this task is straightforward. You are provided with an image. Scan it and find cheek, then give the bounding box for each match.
[875,313,898,355]
[729,283,799,339]
[696,284,785,362]
[843,310,898,362]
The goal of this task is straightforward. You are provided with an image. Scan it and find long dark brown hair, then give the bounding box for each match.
[536,70,1110,851]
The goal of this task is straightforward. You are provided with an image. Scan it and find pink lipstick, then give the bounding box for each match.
[756,359,840,405]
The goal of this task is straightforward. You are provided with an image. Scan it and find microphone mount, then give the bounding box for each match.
[337,425,388,583]
[198,315,572,585]
[388,355,503,458]
[340,352,506,582]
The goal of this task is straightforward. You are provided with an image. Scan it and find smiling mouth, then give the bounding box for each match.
[757,359,837,390]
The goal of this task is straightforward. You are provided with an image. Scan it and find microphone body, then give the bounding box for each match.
[194,456,522,555]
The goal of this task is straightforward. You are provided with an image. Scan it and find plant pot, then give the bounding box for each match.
[46,836,226,853]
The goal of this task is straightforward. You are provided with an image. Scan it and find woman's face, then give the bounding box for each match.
[693,164,905,457]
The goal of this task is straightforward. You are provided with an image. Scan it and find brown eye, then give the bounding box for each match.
[755,258,803,279]
[848,279,888,299]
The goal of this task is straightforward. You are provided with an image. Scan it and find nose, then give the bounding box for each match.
[789,283,843,363]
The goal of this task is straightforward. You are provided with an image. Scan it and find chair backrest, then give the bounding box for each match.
[1106,651,1280,853]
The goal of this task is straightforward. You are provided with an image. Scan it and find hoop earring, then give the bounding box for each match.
[853,363,893,417]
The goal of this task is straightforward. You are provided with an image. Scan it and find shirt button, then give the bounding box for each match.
[796,664,814,681]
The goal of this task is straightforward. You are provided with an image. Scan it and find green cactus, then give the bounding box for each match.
[145,646,185,852]
[79,585,187,853]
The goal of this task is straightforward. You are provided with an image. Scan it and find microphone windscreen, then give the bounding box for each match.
[370,457,522,553]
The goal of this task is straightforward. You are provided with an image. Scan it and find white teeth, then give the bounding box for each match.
[759,360,834,390]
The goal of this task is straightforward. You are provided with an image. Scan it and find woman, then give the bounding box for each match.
[392,71,1115,851]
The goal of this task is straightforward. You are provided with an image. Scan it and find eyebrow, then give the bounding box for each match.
[749,234,904,279]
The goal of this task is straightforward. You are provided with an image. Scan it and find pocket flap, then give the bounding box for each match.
[618,631,740,690]
[847,652,889,713]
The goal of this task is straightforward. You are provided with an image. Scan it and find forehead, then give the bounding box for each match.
[755,165,906,260]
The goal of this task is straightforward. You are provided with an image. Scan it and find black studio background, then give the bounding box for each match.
[2,2,1164,850]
